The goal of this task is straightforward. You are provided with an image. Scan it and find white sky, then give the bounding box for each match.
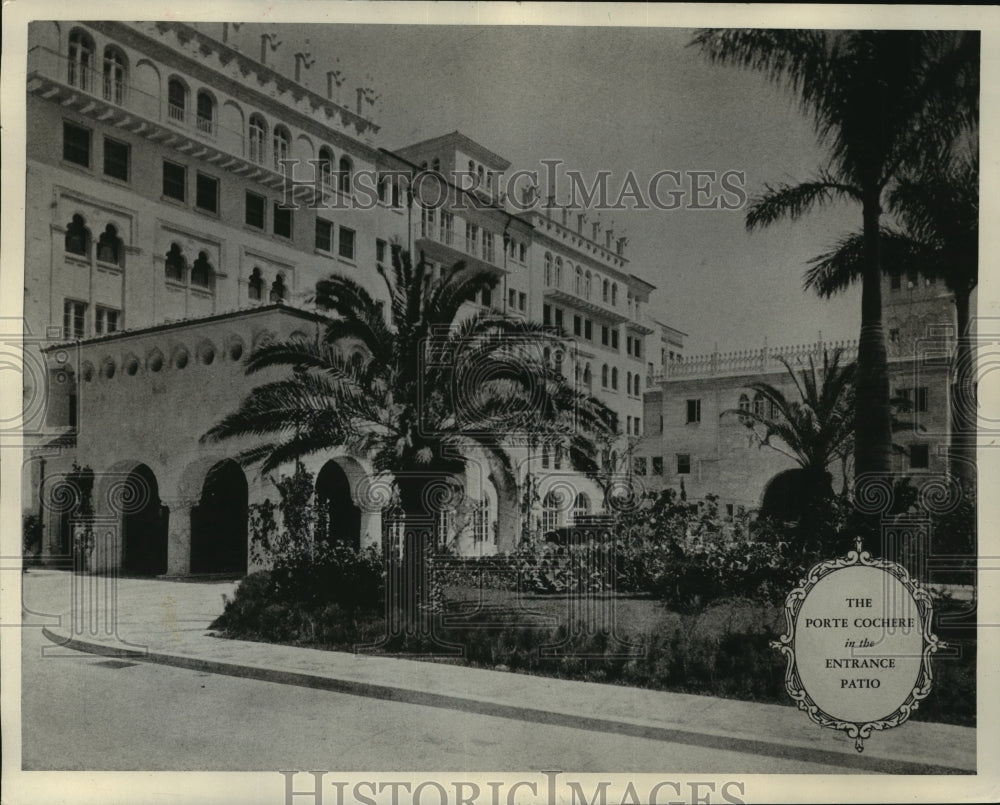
[203,22,896,355]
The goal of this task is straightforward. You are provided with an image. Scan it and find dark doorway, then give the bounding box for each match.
[121,464,169,576]
[760,468,830,523]
[315,460,361,550]
[190,460,249,574]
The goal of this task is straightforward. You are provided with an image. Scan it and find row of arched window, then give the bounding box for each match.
[67,29,127,105]
[80,336,249,383]
[540,490,592,534]
[64,214,124,266]
[164,243,214,289]
[247,267,287,303]
[543,252,620,306]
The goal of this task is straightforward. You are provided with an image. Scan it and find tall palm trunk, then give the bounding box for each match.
[854,193,893,475]
[950,290,976,486]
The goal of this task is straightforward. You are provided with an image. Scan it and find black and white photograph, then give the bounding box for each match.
[2,3,997,804]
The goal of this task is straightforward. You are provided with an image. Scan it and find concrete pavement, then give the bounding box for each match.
[22,568,976,775]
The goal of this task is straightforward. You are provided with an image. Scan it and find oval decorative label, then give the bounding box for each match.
[771,538,945,751]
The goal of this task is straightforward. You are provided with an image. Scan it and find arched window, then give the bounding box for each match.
[272,126,290,171]
[583,363,592,388]
[432,157,441,173]
[627,371,633,396]
[601,364,609,388]
[102,47,127,105]
[611,283,618,306]
[165,243,185,281]
[574,364,581,384]
[269,274,287,302]
[542,490,563,535]
[248,268,263,301]
[64,214,90,257]
[248,114,266,164]
[555,257,563,288]
[572,493,590,521]
[585,270,592,299]
[575,266,583,295]
[473,494,492,544]
[338,156,352,194]
[544,253,553,286]
[190,251,213,288]
[96,224,122,265]
[318,147,334,189]
[68,29,95,91]
[738,393,751,413]
[611,367,619,390]
[167,78,187,122]
[753,392,766,418]
[602,279,609,303]
[196,91,215,135]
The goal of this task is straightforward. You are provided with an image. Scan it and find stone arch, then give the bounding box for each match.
[314,456,366,550]
[295,132,315,164]
[252,328,276,351]
[133,59,161,118]
[122,352,141,377]
[190,459,248,574]
[759,468,826,523]
[113,462,169,576]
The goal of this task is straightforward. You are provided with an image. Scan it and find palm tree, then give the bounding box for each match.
[721,349,855,509]
[804,153,978,483]
[203,246,617,617]
[692,29,979,477]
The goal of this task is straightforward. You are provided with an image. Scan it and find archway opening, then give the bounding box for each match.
[190,460,248,574]
[121,464,168,576]
[759,468,832,523]
[315,460,361,550]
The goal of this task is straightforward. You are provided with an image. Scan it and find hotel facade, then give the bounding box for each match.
[23,21,679,574]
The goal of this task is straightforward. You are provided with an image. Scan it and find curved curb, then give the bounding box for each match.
[42,627,974,776]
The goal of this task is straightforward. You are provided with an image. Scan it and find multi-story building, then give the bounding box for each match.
[22,21,673,572]
[638,272,959,518]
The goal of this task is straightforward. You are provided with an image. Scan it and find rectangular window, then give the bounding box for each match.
[68,393,78,429]
[611,330,619,349]
[518,292,527,312]
[63,299,86,339]
[245,192,265,229]
[677,454,691,475]
[273,203,292,238]
[196,172,219,214]
[543,304,551,326]
[483,230,495,262]
[634,339,642,358]
[315,219,333,252]
[634,416,641,435]
[163,160,186,201]
[601,326,609,346]
[584,320,593,341]
[103,137,129,181]
[915,387,928,413]
[95,305,120,335]
[910,444,929,469]
[633,456,647,476]
[440,211,454,245]
[465,222,478,256]
[376,238,387,267]
[519,243,526,263]
[508,289,517,310]
[627,335,633,355]
[63,121,91,167]
[338,226,355,260]
[554,308,563,329]
[573,315,582,336]
[652,456,663,476]
[659,414,664,433]
[686,399,701,424]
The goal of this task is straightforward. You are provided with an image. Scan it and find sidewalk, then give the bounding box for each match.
[26,569,976,775]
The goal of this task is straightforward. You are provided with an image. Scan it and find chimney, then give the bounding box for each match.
[561,207,570,227]
[605,229,614,250]
[616,236,627,256]
[577,212,587,234]
[545,195,555,219]
[294,50,315,84]
[592,221,601,242]
[260,33,281,65]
